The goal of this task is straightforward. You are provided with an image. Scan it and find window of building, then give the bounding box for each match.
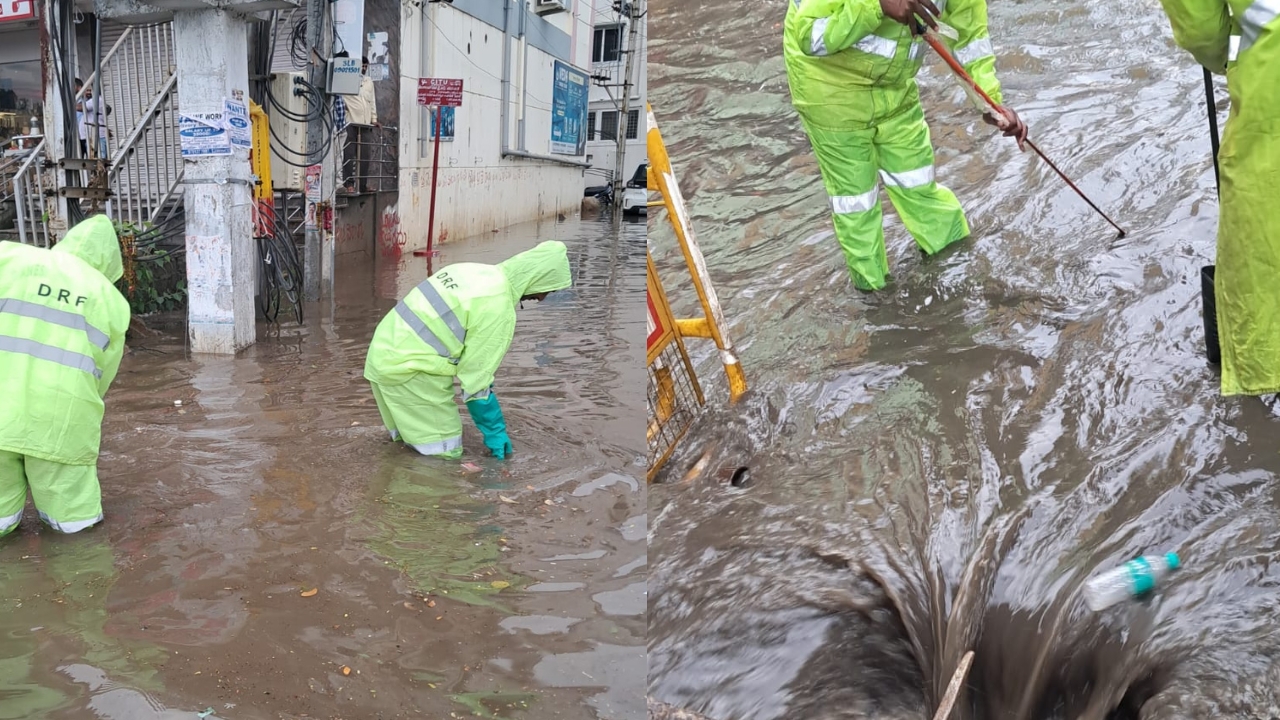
[587,111,597,142]
[626,109,639,140]
[599,111,618,142]
[592,25,623,64]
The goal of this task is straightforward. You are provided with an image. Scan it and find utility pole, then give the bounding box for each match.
[303,0,329,301]
[612,0,641,210]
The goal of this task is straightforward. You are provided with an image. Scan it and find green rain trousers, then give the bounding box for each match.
[0,215,130,535]
[1157,0,1280,396]
[364,241,573,458]
[784,0,1006,290]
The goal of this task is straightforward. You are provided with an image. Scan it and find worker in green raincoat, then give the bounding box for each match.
[1156,0,1280,397]
[364,241,573,460]
[784,0,1028,291]
[0,215,131,536]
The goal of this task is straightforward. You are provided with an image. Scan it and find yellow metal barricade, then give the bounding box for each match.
[646,104,746,481]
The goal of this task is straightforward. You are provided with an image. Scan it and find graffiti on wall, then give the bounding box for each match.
[378,204,407,257]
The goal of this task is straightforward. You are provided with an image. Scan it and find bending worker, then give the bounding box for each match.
[364,241,572,460]
[0,215,131,536]
[1156,0,1279,397]
[784,0,1028,291]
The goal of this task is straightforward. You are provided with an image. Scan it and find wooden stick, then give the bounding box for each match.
[931,650,975,720]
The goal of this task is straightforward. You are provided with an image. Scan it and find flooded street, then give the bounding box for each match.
[647,1,1280,719]
[0,215,646,719]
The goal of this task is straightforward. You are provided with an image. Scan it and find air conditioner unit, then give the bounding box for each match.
[534,0,567,16]
[267,72,309,192]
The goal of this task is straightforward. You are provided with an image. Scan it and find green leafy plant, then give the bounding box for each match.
[113,219,186,315]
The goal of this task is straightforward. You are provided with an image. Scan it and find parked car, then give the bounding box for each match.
[622,162,648,216]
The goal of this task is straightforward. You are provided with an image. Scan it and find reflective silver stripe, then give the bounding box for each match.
[1229,34,1242,61]
[0,509,21,533]
[1240,0,1280,55]
[854,34,898,59]
[936,0,947,12]
[0,298,109,350]
[464,387,492,402]
[880,165,936,189]
[0,334,101,378]
[909,40,925,61]
[830,190,879,214]
[410,435,463,456]
[394,302,458,364]
[417,281,466,344]
[811,18,829,56]
[954,36,994,66]
[389,429,401,441]
[38,510,102,534]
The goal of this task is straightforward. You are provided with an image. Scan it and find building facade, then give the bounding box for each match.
[394,0,594,248]
[584,0,646,191]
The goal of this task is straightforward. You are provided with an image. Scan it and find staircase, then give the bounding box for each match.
[11,20,183,246]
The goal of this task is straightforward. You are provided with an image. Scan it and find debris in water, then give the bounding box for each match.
[301,588,319,597]
[174,400,182,406]
[498,495,517,503]
[341,666,352,676]
[490,581,510,589]
[197,709,214,719]
[1083,552,1181,611]
[461,462,482,473]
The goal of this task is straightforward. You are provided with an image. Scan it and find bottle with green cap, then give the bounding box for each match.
[1083,552,1181,611]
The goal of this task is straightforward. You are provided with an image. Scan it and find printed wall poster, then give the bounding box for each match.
[427,106,455,142]
[550,60,588,156]
[367,31,390,81]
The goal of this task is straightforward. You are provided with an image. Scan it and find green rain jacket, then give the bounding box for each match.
[364,240,573,399]
[784,0,1004,127]
[0,215,131,465]
[1158,0,1280,395]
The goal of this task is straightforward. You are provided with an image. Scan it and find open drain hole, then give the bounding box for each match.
[715,466,751,488]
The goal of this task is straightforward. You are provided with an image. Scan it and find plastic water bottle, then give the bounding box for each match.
[1083,552,1181,612]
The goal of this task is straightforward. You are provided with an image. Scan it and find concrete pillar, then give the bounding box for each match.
[173,9,256,354]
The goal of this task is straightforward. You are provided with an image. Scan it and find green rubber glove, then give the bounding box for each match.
[466,391,513,459]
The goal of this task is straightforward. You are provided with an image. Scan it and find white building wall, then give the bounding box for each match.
[396,1,592,250]
[584,0,646,189]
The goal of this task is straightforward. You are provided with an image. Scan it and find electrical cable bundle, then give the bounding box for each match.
[252,201,305,324]
[265,77,337,168]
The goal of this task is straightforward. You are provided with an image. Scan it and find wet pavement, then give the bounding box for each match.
[0,214,646,719]
[647,1,1280,719]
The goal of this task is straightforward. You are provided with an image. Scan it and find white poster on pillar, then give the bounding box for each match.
[333,0,365,61]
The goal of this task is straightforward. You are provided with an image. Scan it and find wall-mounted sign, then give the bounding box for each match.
[550,60,588,156]
[367,31,390,81]
[0,0,36,22]
[427,107,455,142]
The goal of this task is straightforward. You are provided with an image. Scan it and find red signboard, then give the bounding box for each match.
[0,0,36,21]
[416,78,464,107]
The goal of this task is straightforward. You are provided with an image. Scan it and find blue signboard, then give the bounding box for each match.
[550,60,588,156]
[428,106,456,141]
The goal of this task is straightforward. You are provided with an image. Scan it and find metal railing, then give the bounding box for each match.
[78,23,176,163]
[12,139,52,248]
[341,124,398,194]
[107,73,183,226]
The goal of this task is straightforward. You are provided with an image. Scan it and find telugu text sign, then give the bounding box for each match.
[416,78,464,107]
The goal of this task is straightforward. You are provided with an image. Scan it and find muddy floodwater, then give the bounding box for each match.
[0,215,645,719]
[647,1,1280,719]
